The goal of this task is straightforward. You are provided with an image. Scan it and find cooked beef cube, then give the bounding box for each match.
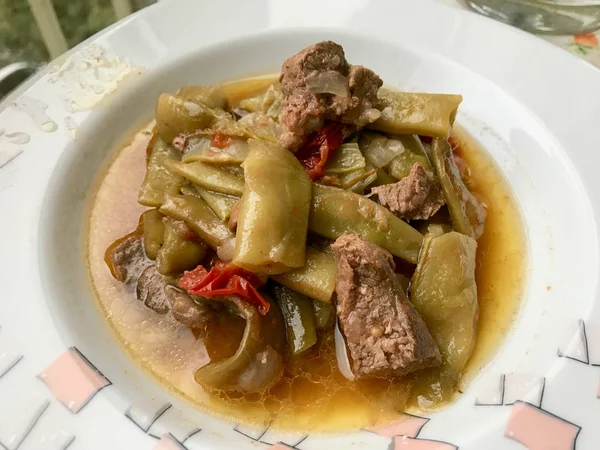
[279,41,382,150]
[136,265,170,314]
[331,234,441,378]
[105,232,152,283]
[371,163,445,220]
[166,286,218,331]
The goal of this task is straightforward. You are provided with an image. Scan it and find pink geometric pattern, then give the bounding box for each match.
[394,436,457,449]
[38,347,110,413]
[269,444,293,450]
[505,401,580,450]
[371,416,429,438]
[153,434,187,450]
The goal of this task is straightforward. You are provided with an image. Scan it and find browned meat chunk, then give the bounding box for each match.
[104,231,152,283]
[136,266,219,329]
[371,163,445,220]
[136,265,170,314]
[344,65,384,126]
[166,286,218,331]
[279,41,383,150]
[331,234,441,378]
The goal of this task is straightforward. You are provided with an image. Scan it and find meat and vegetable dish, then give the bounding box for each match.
[88,41,527,430]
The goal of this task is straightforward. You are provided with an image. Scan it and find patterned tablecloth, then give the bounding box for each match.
[440,0,600,68]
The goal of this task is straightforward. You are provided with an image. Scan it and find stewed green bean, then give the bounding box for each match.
[272,247,337,303]
[233,139,312,274]
[138,138,185,207]
[141,209,165,260]
[156,93,224,143]
[159,194,233,249]
[409,231,478,405]
[431,139,486,239]
[165,160,244,196]
[271,284,318,356]
[156,218,207,276]
[309,184,423,264]
[370,89,462,138]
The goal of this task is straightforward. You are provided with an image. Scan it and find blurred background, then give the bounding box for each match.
[0,0,598,99]
[0,0,155,98]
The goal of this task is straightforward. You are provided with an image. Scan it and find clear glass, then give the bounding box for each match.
[466,0,600,34]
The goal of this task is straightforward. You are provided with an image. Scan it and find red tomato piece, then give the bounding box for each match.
[178,262,270,314]
[295,122,346,180]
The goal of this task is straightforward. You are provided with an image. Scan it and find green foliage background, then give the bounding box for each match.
[0,0,153,65]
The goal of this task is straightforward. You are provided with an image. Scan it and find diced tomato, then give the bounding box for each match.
[178,262,270,315]
[177,265,209,291]
[296,122,346,180]
[211,132,233,149]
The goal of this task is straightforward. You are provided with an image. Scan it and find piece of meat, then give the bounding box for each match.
[166,286,218,331]
[136,265,170,314]
[331,234,441,378]
[345,65,384,127]
[104,231,152,283]
[371,163,445,220]
[279,41,383,150]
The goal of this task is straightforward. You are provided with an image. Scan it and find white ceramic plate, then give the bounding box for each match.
[1,0,600,449]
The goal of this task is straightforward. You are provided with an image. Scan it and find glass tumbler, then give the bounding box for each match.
[466,0,600,34]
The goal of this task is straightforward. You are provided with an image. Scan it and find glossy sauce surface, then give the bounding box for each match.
[87,79,527,431]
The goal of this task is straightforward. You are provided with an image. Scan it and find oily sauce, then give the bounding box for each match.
[87,83,527,432]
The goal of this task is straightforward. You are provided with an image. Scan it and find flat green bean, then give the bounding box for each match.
[409,231,478,406]
[159,194,234,249]
[309,184,423,264]
[233,140,311,274]
[271,284,318,356]
[156,93,224,143]
[431,139,486,239]
[370,89,462,138]
[141,209,165,260]
[165,160,244,196]
[177,85,227,110]
[181,137,211,163]
[194,296,286,392]
[313,300,334,330]
[272,247,337,303]
[386,135,432,180]
[372,168,396,187]
[156,219,207,276]
[193,184,239,221]
[138,138,185,207]
[196,139,249,165]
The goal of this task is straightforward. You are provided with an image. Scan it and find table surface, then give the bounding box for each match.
[441,0,600,68]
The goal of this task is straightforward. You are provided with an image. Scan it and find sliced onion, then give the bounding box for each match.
[335,320,355,381]
[361,134,406,169]
[305,70,350,97]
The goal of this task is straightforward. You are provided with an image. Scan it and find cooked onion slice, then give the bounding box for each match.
[306,71,350,97]
[335,319,355,381]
